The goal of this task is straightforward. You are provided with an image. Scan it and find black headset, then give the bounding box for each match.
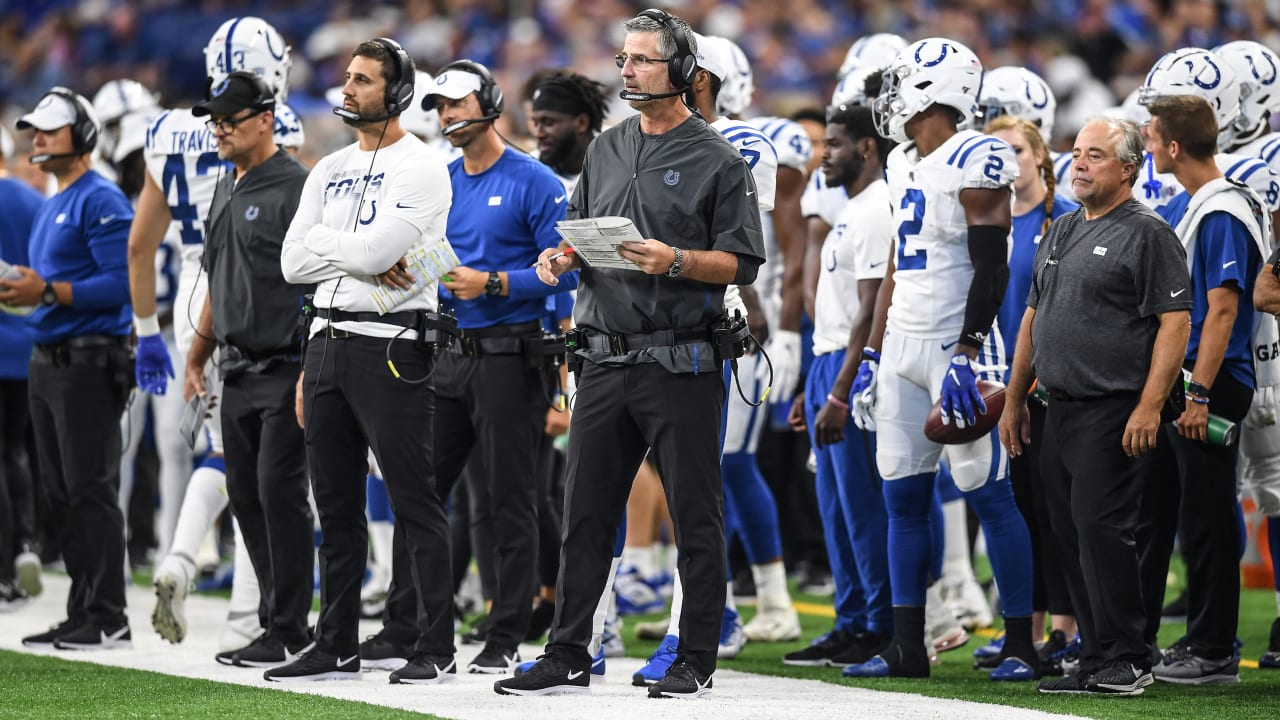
[46,87,98,154]
[374,37,415,116]
[425,59,505,117]
[638,8,696,91]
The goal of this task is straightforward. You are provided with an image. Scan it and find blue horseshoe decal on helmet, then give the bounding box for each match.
[1184,56,1221,90]
[264,29,286,61]
[1027,79,1050,110]
[1247,52,1278,86]
[915,41,949,68]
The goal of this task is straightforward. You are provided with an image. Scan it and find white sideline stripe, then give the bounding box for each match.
[0,575,1089,720]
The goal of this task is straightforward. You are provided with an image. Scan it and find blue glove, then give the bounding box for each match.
[135,333,174,395]
[939,354,986,428]
[849,347,880,431]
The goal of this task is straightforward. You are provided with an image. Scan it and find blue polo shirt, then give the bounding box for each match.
[1001,194,1079,365]
[0,178,45,379]
[1161,191,1261,388]
[25,170,133,343]
[440,148,577,329]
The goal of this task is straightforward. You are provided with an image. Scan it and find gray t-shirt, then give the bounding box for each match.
[569,114,765,374]
[1028,199,1192,398]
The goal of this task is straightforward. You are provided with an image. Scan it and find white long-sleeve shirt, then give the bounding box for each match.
[281,133,452,339]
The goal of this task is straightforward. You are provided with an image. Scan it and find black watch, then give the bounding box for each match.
[484,271,502,297]
[40,281,57,307]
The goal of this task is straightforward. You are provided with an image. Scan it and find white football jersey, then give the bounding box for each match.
[711,117,777,211]
[800,168,848,225]
[813,179,893,355]
[1136,151,1280,213]
[748,116,813,174]
[144,109,229,267]
[885,130,1019,338]
[1239,132,1280,180]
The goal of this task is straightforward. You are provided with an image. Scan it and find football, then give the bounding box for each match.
[924,380,1008,445]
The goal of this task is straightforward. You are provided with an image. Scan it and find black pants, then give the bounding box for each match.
[220,362,312,644]
[1009,399,1073,616]
[535,434,566,589]
[1137,371,1250,659]
[304,334,454,658]
[432,347,545,650]
[1040,393,1151,673]
[548,361,727,676]
[0,379,36,580]
[27,343,131,627]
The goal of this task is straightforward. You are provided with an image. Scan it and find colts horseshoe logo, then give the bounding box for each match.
[1247,52,1279,86]
[1026,79,1050,110]
[914,41,950,68]
[1184,56,1222,90]
[359,200,377,226]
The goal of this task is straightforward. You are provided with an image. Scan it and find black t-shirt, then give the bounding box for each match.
[569,114,765,373]
[1028,200,1192,398]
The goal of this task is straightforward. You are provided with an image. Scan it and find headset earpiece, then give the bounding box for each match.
[47,87,99,155]
[638,8,695,91]
[435,59,504,117]
[374,37,415,117]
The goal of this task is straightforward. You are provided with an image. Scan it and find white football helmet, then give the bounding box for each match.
[715,36,754,117]
[92,79,158,161]
[204,16,292,104]
[273,103,305,149]
[1139,47,1240,150]
[874,37,982,144]
[831,64,882,108]
[1213,40,1280,147]
[977,66,1056,141]
[839,33,908,80]
[401,72,443,140]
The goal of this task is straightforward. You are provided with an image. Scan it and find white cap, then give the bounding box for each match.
[0,126,12,159]
[427,69,483,101]
[17,92,79,132]
[694,33,732,82]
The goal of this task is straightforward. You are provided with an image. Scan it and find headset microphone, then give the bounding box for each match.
[618,88,686,102]
[441,113,499,136]
[332,106,396,124]
[29,151,83,164]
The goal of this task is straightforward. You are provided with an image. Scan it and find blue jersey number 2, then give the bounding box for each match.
[161,152,222,245]
[896,188,928,270]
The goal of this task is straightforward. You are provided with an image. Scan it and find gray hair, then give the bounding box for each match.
[623,13,697,60]
[1083,116,1144,187]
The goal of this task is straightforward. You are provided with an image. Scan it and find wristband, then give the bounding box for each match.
[1188,394,1210,405]
[134,314,161,336]
[1187,381,1211,399]
[861,346,880,362]
[826,393,850,410]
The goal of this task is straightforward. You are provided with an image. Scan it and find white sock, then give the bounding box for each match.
[368,520,394,575]
[622,545,658,579]
[941,499,977,584]
[665,571,684,638]
[1275,590,1280,616]
[752,561,791,609]
[725,580,737,612]
[660,542,678,577]
[153,380,194,559]
[592,557,623,636]
[228,519,262,617]
[165,464,228,570]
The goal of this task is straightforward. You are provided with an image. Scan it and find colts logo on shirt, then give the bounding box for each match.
[664,170,680,186]
[244,205,260,221]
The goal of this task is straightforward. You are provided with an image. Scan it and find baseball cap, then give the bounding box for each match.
[694,34,732,83]
[193,71,275,118]
[425,69,482,104]
[17,91,79,132]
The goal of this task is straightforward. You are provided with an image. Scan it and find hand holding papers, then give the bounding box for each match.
[370,237,461,314]
[554,217,646,271]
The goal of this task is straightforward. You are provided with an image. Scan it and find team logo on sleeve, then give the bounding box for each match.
[664,169,680,186]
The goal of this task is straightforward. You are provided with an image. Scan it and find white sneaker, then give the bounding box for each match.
[152,558,192,644]
[14,551,41,598]
[219,609,265,653]
[634,616,670,640]
[718,608,747,659]
[743,603,801,642]
[602,615,626,657]
[941,577,993,630]
[925,584,970,654]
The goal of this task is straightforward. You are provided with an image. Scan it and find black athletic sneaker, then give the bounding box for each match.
[493,654,590,696]
[525,600,556,642]
[224,632,312,668]
[53,622,132,650]
[1260,618,1280,669]
[782,629,859,667]
[1086,661,1153,696]
[264,649,361,682]
[1038,672,1091,695]
[468,643,520,674]
[22,618,81,648]
[359,629,413,671]
[648,660,713,699]
[829,631,892,666]
[389,653,457,685]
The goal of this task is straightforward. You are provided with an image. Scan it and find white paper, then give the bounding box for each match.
[0,259,34,316]
[554,217,645,271]
[369,237,461,315]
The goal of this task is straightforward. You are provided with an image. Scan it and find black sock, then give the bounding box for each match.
[1001,615,1041,668]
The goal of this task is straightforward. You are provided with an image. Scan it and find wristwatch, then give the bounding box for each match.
[40,281,56,307]
[666,247,684,278]
[484,271,502,297]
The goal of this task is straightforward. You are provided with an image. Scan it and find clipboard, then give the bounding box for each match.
[180,390,211,451]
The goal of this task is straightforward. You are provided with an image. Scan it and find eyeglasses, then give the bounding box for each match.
[615,53,673,69]
[205,110,264,133]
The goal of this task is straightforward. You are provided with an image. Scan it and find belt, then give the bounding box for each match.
[458,320,542,338]
[452,321,544,357]
[220,344,300,365]
[316,307,419,329]
[581,328,710,354]
[31,334,130,368]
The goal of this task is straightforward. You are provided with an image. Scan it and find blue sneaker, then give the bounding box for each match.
[843,655,891,678]
[719,607,746,659]
[632,634,679,686]
[614,568,666,616]
[990,657,1038,681]
[973,632,1005,662]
